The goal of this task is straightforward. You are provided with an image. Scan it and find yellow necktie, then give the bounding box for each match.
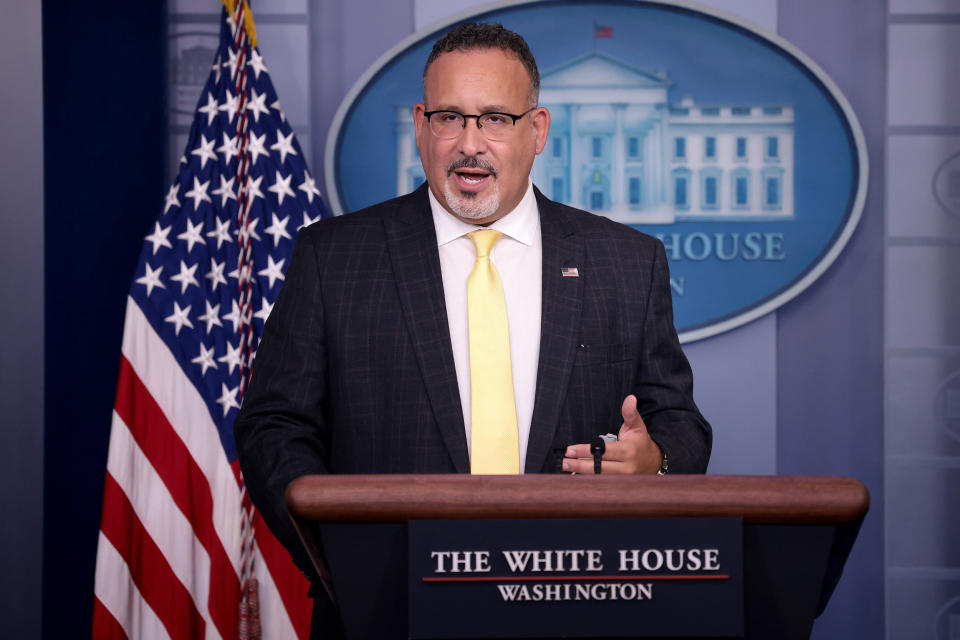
[467,229,520,474]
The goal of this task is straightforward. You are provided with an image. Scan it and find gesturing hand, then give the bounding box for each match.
[562,395,662,474]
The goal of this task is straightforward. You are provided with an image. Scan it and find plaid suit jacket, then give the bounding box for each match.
[235,183,711,583]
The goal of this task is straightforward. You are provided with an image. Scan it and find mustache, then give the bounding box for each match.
[446,157,498,177]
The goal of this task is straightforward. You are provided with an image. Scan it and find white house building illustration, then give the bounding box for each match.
[395,52,794,224]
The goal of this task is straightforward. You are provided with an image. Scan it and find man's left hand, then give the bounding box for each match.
[562,395,662,474]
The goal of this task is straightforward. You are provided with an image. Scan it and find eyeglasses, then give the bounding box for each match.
[423,108,536,141]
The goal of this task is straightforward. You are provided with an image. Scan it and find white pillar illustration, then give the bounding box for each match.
[569,104,581,208]
[613,104,625,210]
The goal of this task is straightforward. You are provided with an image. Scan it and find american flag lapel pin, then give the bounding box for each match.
[561,267,579,278]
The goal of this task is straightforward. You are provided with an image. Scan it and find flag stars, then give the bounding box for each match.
[244,175,265,203]
[219,89,239,122]
[164,301,193,336]
[222,299,244,333]
[198,92,219,127]
[254,298,274,323]
[268,170,295,206]
[207,217,232,249]
[246,88,270,123]
[145,222,173,255]
[177,218,205,253]
[248,49,268,78]
[259,255,286,289]
[212,175,237,208]
[125,14,315,434]
[163,184,180,215]
[225,12,238,35]
[236,218,262,243]
[211,55,222,84]
[170,260,200,294]
[197,300,224,334]
[217,132,239,165]
[264,213,292,246]
[270,131,297,165]
[191,343,218,376]
[185,177,213,210]
[247,133,269,166]
[228,263,253,285]
[206,257,228,290]
[271,99,286,123]
[218,340,244,375]
[135,263,165,296]
[223,46,240,79]
[298,172,321,204]
[191,134,217,169]
[216,382,241,416]
[299,211,318,231]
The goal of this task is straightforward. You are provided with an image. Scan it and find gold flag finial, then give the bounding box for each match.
[220,0,258,48]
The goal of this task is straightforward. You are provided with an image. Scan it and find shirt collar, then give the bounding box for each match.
[429,180,538,247]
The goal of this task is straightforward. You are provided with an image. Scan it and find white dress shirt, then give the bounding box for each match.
[428,182,542,471]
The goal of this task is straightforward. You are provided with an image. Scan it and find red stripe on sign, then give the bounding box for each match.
[92,596,129,640]
[114,356,240,639]
[423,574,730,582]
[253,503,312,639]
[100,474,206,638]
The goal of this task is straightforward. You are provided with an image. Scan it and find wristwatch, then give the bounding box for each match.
[657,451,669,476]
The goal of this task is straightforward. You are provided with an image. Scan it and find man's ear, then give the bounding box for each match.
[531,106,551,155]
[413,103,426,145]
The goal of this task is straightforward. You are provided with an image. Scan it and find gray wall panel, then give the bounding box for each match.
[886,463,960,568]
[0,1,44,637]
[884,6,960,638]
[888,24,960,127]
[885,355,960,458]
[684,314,777,475]
[887,246,960,348]
[777,0,887,637]
[887,572,960,639]
[310,0,415,194]
[886,135,960,239]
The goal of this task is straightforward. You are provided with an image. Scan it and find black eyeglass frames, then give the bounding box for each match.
[423,107,537,140]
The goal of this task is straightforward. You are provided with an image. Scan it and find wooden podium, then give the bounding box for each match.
[288,475,869,639]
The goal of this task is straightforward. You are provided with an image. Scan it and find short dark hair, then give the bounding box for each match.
[423,22,540,107]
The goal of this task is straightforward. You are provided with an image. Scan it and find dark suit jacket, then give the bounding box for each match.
[234,184,711,629]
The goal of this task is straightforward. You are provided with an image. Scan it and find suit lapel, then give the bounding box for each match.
[383,187,470,472]
[526,191,584,473]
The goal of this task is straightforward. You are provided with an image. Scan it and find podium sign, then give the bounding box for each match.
[292,475,869,639]
[408,518,743,638]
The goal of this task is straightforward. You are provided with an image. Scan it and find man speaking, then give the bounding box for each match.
[235,20,711,633]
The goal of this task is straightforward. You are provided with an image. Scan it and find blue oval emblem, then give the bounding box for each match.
[325,0,867,342]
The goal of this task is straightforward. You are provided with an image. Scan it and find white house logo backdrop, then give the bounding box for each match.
[325,0,867,342]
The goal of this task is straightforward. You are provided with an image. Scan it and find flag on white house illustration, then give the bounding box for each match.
[93,1,328,638]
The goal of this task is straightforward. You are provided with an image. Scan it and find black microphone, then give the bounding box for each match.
[591,436,605,474]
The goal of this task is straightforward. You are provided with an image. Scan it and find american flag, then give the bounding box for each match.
[93,1,326,638]
[594,23,613,38]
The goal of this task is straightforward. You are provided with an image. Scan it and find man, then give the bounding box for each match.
[235,21,710,635]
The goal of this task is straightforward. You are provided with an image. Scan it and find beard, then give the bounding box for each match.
[444,182,500,221]
[443,157,500,221]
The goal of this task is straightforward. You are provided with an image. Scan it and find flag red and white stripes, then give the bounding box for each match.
[95,302,306,639]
